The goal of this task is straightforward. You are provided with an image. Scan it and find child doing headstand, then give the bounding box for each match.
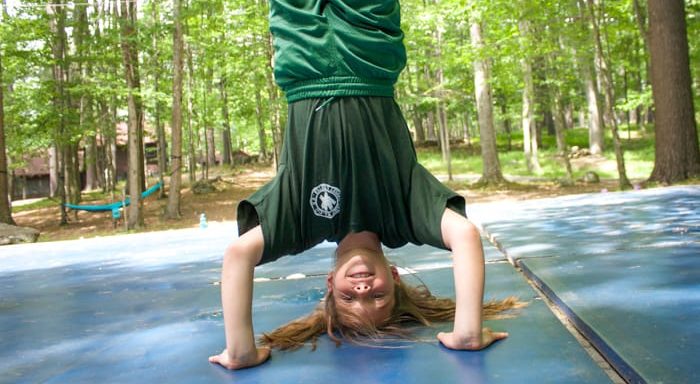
[209,0,520,370]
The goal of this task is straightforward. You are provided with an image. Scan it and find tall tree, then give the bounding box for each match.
[74,3,100,192]
[185,41,197,184]
[47,0,69,225]
[587,0,631,189]
[434,12,452,181]
[166,0,185,219]
[518,18,543,174]
[151,0,168,199]
[647,0,700,183]
[576,0,605,155]
[0,31,15,225]
[469,14,505,185]
[219,77,234,166]
[118,0,145,229]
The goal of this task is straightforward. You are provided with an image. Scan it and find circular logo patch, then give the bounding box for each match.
[310,183,341,219]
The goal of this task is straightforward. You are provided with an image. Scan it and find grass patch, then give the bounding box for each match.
[417,127,655,180]
[12,198,58,213]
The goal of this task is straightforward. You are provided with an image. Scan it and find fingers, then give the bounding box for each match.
[437,329,509,350]
[209,348,271,370]
[208,349,226,364]
[209,353,233,370]
[492,331,509,340]
[484,327,509,342]
[436,332,452,348]
[257,347,271,365]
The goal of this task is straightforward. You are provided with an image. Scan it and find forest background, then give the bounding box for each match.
[0,0,698,240]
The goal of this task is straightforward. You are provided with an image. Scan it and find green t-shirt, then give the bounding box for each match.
[238,97,465,263]
[269,0,407,102]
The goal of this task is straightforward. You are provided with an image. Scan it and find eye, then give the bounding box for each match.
[340,295,353,303]
[373,293,385,300]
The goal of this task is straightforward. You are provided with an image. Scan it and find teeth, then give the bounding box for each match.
[351,273,371,278]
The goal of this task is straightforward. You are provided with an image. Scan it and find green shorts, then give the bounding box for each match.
[237,96,465,264]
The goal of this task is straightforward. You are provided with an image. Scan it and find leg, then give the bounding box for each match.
[209,225,270,369]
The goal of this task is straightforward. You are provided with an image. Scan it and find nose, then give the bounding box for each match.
[353,283,371,295]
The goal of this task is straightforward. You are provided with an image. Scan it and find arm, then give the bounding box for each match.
[437,209,508,350]
[209,226,270,369]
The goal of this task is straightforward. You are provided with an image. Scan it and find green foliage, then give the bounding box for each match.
[1,0,697,181]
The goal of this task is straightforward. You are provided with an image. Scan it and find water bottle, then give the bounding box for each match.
[199,213,208,229]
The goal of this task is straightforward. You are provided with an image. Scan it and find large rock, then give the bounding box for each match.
[581,171,600,184]
[0,223,40,245]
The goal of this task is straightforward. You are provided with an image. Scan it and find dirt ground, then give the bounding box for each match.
[11,161,646,243]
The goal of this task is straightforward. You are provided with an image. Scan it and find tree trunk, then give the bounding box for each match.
[205,72,216,170]
[405,64,425,144]
[424,64,436,142]
[206,125,216,173]
[647,0,700,183]
[0,47,14,225]
[92,8,110,193]
[119,0,144,229]
[100,100,116,193]
[470,19,505,185]
[254,86,268,160]
[434,22,452,181]
[587,0,631,190]
[498,101,511,151]
[85,134,99,190]
[66,143,81,204]
[576,0,605,155]
[412,106,425,144]
[74,4,99,192]
[632,0,652,113]
[583,62,605,155]
[463,111,472,147]
[519,20,542,175]
[166,0,184,219]
[47,1,68,225]
[219,77,234,166]
[553,96,573,181]
[152,0,167,199]
[437,104,452,180]
[264,32,283,169]
[186,42,196,186]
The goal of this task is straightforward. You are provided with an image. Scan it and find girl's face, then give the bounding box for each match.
[327,248,400,325]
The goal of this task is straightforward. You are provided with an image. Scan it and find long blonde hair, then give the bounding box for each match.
[260,278,525,350]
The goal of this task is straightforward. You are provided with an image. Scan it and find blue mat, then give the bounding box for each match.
[0,231,608,383]
[520,246,700,383]
[470,186,699,263]
[472,186,700,383]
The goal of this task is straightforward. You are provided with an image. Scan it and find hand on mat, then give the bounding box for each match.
[208,347,271,370]
[437,328,508,350]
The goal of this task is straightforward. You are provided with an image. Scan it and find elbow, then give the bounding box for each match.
[223,240,261,270]
[461,221,481,245]
[444,219,482,251]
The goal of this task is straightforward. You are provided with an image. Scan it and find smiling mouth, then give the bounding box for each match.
[349,272,373,278]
